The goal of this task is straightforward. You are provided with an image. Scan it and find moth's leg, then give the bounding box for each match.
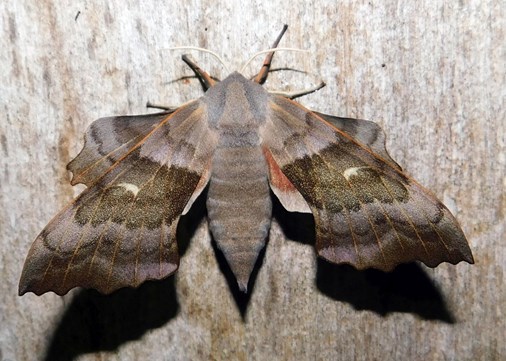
[147,55,216,109]
[182,54,216,89]
[269,81,326,99]
[254,24,288,84]
[146,54,216,109]
[145,102,178,111]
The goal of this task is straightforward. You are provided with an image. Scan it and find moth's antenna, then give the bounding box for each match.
[181,54,216,89]
[269,81,326,99]
[240,48,309,76]
[169,46,231,73]
[254,24,288,84]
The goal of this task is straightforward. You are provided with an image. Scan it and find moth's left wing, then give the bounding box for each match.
[313,112,401,170]
[262,95,473,271]
[19,102,216,295]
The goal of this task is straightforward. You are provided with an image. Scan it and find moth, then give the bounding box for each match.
[19,26,473,295]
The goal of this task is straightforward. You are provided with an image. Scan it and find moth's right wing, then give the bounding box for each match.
[19,102,217,295]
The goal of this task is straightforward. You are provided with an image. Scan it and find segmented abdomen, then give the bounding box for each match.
[206,145,271,290]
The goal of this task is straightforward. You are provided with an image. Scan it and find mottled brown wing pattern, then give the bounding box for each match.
[263,95,473,271]
[313,112,401,170]
[68,111,174,186]
[19,101,217,295]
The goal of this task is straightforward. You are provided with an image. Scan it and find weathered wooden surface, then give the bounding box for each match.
[1,1,504,360]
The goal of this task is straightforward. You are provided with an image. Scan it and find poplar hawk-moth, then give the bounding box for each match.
[19,26,473,295]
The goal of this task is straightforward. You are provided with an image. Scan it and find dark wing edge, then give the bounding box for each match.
[262,95,473,271]
[313,112,401,170]
[19,103,216,295]
[68,110,174,187]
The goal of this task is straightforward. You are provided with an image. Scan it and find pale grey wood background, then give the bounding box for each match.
[1,1,504,360]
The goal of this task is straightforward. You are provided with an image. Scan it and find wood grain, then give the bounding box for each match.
[1,1,503,360]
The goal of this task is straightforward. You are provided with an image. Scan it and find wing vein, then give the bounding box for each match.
[62,152,154,286]
[61,190,109,288]
[378,175,430,256]
[409,191,452,254]
[77,104,200,186]
[41,207,79,287]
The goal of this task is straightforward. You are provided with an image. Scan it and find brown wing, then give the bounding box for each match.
[262,95,473,271]
[19,102,217,295]
[67,110,175,186]
[313,112,401,170]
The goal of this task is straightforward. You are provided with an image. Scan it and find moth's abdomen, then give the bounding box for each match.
[207,146,272,291]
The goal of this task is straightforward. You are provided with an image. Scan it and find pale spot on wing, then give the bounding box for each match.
[343,166,370,180]
[116,182,140,196]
